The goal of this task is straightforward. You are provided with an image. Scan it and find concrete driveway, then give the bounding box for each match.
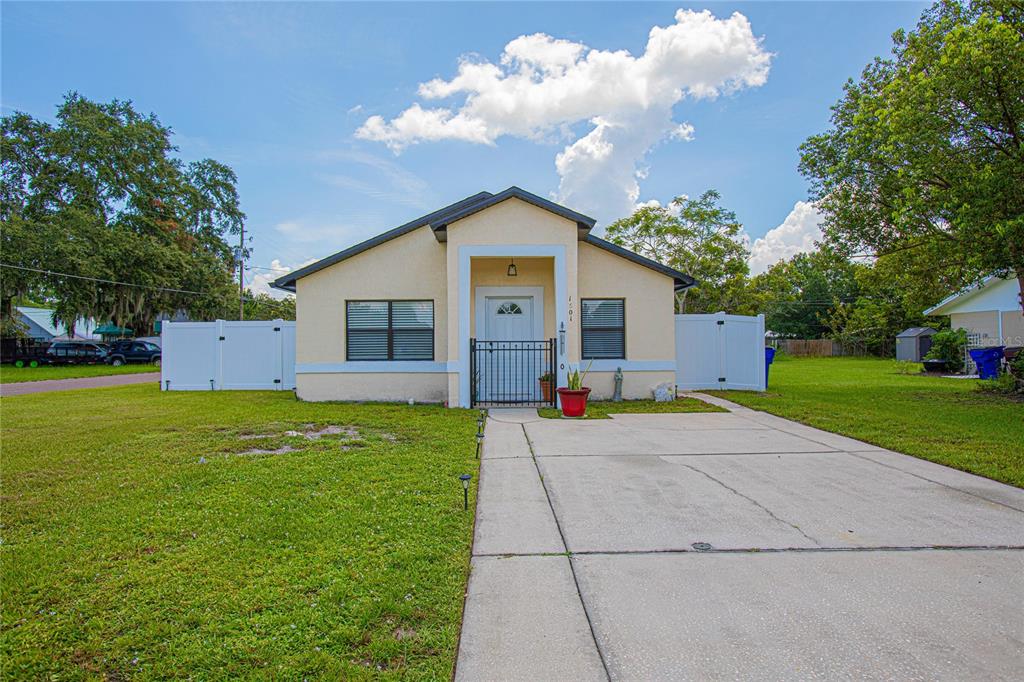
[456,398,1024,680]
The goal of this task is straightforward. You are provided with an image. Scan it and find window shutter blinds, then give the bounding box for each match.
[581,299,625,359]
[346,301,433,361]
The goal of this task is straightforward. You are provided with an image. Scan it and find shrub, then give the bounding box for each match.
[924,328,968,373]
[892,360,922,375]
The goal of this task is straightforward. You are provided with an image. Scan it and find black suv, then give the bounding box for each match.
[106,340,161,366]
[44,341,109,365]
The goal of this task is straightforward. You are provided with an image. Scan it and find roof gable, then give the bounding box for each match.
[271,187,695,292]
[430,186,595,242]
[924,276,1021,316]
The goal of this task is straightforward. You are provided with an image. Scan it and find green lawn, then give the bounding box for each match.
[707,356,1024,488]
[0,363,159,383]
[0,386,478,679]
[538,397,724,419]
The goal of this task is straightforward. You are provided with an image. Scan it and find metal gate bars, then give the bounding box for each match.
[469,338,556,407]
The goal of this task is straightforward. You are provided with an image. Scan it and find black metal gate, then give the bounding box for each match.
[470,338,556,407]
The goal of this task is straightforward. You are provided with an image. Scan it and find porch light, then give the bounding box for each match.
[507,258,517,277]
[460,474,472,510]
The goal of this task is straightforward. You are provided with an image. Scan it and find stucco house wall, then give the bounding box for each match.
[578,241,676,399]
[949,311,1000,345]
[294,225,449,402]
[277,187,694,405]
[444,198,579,406]
[927,276,1023,348]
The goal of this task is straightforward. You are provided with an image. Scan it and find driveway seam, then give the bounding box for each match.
[474,544,1024,558]
[521,423,612,682]
[844,450,1024,514]
[507,450,837,459]
[681,463,823,547]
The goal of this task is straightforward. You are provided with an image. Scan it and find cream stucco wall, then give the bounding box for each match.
[297,373,448,403]
[294,225,448,402]
[445,198,579,405]
[586,371,677,401]
[577,241,675,362]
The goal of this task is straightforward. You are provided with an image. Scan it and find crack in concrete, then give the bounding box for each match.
[844,451,1024,514]
[681,463,824,547]
[521,423,612,682]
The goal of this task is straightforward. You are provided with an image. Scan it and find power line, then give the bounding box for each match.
[0,263,210,295]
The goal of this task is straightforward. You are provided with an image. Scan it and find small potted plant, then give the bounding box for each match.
[556,361,593,418]
[538,372,554,403]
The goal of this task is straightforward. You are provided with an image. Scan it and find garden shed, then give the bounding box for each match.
[895,327,936,362]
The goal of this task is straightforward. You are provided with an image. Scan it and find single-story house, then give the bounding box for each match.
[924,276,1023,348]
[272,187,695,407]
[14,306,98,341]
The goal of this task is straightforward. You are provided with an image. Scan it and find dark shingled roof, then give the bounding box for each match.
[271,187,696,291]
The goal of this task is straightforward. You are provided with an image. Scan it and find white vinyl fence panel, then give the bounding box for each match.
[676,313,766,391]
[161,320,295,391]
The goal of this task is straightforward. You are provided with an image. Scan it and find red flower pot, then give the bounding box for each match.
[556,387,591,417]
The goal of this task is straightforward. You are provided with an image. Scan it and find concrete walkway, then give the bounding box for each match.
[0,372,157,396]
[455,399,1024,680]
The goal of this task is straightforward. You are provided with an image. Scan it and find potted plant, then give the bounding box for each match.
[556,361,593,418]
[538,373,554,402]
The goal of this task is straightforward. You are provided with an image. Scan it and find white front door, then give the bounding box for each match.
[485,297,533,342]
[480,296,538,402]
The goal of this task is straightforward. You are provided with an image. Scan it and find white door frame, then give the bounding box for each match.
[458,245,568,408]
[474,286,544,341]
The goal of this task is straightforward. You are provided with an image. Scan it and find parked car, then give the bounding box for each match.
[106,339,161,366]
[43,341,109,365]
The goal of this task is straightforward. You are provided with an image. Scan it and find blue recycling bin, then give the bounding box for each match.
[764,347,776,387]
[968,346,1005,380]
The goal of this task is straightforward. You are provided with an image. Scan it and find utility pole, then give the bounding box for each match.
[238,223,246,321]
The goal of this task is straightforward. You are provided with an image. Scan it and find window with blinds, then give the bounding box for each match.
[581,298,625,359]
[346,300,434,361]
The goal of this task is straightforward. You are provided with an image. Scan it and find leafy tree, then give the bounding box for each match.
[749,248,862,338]
[1,94,244,335]
[243,290,295,321]
[605,190,750,313]
[825,252,943,355]
[799,0,1024,314]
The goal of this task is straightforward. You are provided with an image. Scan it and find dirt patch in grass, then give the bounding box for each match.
[283,424,360,439]
[237,445,300,456]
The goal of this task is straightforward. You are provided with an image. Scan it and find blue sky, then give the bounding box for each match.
[2,1,927,293]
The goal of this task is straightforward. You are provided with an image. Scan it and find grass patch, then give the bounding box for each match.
[537,397,724,419]
[707,357,1024,488]
[0,385,478,679]
[0,363,159,383]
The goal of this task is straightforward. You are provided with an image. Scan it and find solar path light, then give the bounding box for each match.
[460,474,472,510]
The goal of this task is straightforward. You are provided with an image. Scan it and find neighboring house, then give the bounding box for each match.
[14,307,99,341]
[925,276,1024,348]
[272,187,696,406]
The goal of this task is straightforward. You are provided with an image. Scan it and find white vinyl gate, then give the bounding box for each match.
[676,313,766,391]
[161,320,295,391]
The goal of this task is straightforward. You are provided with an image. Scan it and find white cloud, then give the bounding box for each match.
[247,258,316,299]
[355,9,772,223]
[748,201,824,275]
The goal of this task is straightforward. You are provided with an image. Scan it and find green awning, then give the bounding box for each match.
[94,323,133,335]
